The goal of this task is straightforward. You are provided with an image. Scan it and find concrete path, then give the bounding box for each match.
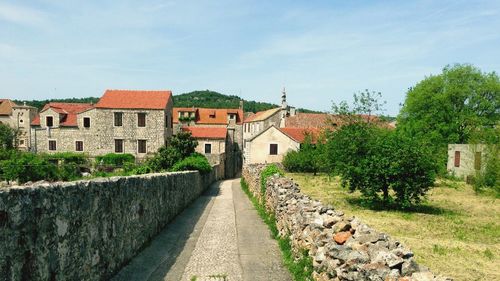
[111,179,291,281]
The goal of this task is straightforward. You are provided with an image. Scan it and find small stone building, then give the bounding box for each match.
[181,126,227,163]
[244,125,319,165]
[0,99,38,150]
[31,90,173,160]
[447,144,493,179]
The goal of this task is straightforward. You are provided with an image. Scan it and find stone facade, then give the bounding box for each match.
[242,165,451,281]
[0,168,219,281]
[0,99,37,150]
[244,126,300,165]
[31,91,173,160]
[447,144,496,179]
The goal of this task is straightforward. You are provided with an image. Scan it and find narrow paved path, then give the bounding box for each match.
[111,179,291,281]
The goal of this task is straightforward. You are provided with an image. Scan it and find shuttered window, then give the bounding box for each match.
[270,144,278,155]
[48,140,57,151]
[115,139,124,153]
[138,140,147,154]
[114,112,123,127]
[138,113,146,127]
[474,152,482,170]
[454,151,460,167]
[75,141,84,152]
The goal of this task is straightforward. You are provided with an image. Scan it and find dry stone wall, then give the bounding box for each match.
[0,169,216,281]
[242,164,452,281]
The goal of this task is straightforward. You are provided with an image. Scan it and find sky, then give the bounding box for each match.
[1,0,499,116]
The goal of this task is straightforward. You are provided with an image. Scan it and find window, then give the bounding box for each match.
[270,144,278,155]
[228,114,236,120]
[454,151,460,167]
[20,119,24,124]
[75,141,84,152]
[138,140,147,154]
[19,139,25,145]
[83,117,91,128]
[165,114,169,128]
[474,152,482,170]
[205,143,212,154]
[114,112,123,127]
[138,113,146,127]
[46,116,54,127]
[115,139,124,153]
[49,140,57,151]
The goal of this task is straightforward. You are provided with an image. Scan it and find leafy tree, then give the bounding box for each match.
[14,97,99,110]
[146,131,198,172]
[1,152,58,183]
[0,123,16,150]
[325,91,437,207]
[397,64,500,169]
[331,89,386,125]
[171,153,212,174]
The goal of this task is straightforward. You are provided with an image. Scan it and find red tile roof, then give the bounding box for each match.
[31,102,94,126]
[0,99,17,116]
[279,127,321,143]
[96,90,172,109]
[284,113,333,128]
[182,127,227,139]
[173,107,244,125]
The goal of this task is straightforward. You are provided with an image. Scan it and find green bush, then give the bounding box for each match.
[1,152,58,183]
[474,146,500,195]
[260,164,284,196]
[46,152,88,165]
[171,153,212,174]
[95,153,135,167]
[145,131,198,172]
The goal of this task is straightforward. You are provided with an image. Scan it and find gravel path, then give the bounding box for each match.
[111,179,291,281]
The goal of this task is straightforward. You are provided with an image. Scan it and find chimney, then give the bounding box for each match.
[239,100,244,110]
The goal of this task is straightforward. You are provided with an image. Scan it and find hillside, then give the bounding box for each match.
[16,90,321,113]
[174,90,321,113]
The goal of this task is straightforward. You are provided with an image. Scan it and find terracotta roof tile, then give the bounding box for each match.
[96,89,172,109]
[0,99,17,116]
[182,127,227,139]
[31,102,94,126]
[173,107,243,125]
[279,127,321,143]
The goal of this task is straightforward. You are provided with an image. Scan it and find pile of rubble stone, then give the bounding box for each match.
[242,164,452,281]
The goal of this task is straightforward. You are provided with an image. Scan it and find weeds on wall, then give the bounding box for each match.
[259,164,284,199]
[241,177,314,281]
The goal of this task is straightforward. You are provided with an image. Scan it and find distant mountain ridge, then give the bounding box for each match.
[16,90,321,113]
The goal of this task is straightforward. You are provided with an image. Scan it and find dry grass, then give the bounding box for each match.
[287,173,500,281]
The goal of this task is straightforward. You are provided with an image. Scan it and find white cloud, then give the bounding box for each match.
[0,2,48,26]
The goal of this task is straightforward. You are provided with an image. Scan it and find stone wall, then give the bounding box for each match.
[242,165,451,281]
[0,168,217,281]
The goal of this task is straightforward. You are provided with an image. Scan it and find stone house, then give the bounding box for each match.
[0,99,38,150]
[31,90,173,160]
[181,126,228,164]
[447,144,497,179]
[244,125,320,165]
[173,107,244,177]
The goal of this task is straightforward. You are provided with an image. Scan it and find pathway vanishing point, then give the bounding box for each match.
[111,179,292,281]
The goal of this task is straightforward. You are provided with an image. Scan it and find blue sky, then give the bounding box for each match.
[1,0,499,116]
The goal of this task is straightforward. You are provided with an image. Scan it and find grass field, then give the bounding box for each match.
[287,173,500,281]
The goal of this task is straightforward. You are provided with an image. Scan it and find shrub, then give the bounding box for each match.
[0,123,15,150]
[1,152,58,183]
[474,146,500,195]
[171,153,212,174]
[46,152,88,165]
[146,131,198,172]
[95,153,135,167]
[260,164,284,196]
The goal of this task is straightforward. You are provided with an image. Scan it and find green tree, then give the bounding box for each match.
[397,64,500,169]
[0,123,16,150]
[146,131,198,172]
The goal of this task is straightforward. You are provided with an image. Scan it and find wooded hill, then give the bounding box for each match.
[16,90,321,113]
